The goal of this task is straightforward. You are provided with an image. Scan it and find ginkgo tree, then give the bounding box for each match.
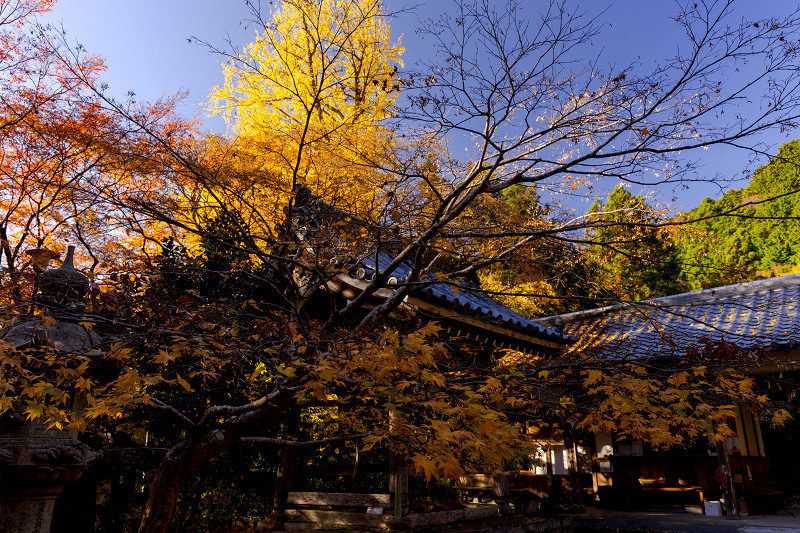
[206,0,403,225]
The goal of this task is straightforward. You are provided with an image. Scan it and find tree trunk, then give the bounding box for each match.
[138,429,236,533]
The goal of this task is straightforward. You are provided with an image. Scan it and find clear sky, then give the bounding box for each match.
[41,0,800,212]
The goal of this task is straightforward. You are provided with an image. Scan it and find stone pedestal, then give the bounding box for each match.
[0,485,62,533]
[0,416,88,532]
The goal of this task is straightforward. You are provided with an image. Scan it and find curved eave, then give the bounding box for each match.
[405,294,569,350]
[330,273,571,350]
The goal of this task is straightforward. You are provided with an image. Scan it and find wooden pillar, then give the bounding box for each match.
[388,409,409,526]
[546,445,554,501]
[492,459,512,515]
[388,451,409,523]
[569,432,583,505]
[715,438,739,518]
[271,410,301,519]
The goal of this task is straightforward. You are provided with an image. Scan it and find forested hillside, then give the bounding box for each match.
[552,138,800,311]
[676,139,800,290]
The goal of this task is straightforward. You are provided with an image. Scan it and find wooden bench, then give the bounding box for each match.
[281,492,394,530]
[258,491,500,531]
[625,486,706,509]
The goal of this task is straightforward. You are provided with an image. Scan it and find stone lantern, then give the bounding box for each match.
[0,245,97,533]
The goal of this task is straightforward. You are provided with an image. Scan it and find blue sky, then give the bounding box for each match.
[41,1,800,211]
[42,1,686,128]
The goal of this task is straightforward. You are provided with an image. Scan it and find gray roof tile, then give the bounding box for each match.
[536,274,800,359]
[358,252,569,344]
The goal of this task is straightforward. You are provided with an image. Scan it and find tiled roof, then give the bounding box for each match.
[535,274,800,359]
[287,188,569,347]
[354,253,570,346]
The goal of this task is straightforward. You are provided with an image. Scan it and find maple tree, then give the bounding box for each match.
[0,0,101,288]
[0,0,190,297]
[1,0,800,531]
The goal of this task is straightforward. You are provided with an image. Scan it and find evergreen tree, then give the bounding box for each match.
[584,186,683,301]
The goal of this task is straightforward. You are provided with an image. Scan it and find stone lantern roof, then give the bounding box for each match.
[1,245,100,353]
[38,245,90,310]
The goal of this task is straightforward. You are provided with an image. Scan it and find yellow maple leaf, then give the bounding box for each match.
[772,408,792,426]
[670,371,690,386]
[175,374,194,393]
[583,369,603,387]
